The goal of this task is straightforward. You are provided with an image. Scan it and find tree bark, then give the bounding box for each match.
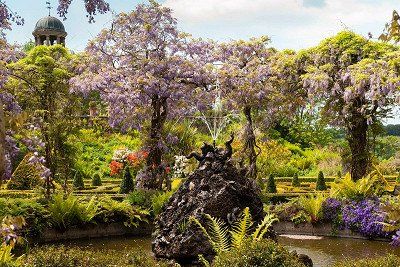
[142,95,168,190]
[346,113,369,181]
[0,100,6,186]
[243,106,258,179]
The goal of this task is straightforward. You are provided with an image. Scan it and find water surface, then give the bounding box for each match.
[55,235,400,267]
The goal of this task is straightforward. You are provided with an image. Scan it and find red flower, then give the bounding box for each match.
[165,166,171,174]
[110,160,123,176]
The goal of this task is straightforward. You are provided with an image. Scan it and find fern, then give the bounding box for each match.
[252,213,279,242]
[198,254,211,267]
[330,172,387,200]
[191,207,278,257]
[298,194,326,222]
[230,207,252,248]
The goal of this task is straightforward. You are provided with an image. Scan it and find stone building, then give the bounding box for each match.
[33,16,67,46]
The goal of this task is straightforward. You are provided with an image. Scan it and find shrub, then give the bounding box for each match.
[126,190,156,209]
[23,245,175,267]
[212,239,305,267]
[73,170,85,190]
[333,254,400,267]
[91,173,102,186]
[330,173,386,200]
[316,171,327,191]
[335,171,342,183]
[292,173,300,187]
[0,244,22,267]
[96,197,149,227]
[342,198,388,238]
[48,194,98,229]
[396,172,400,184]
[7,154,43,190]
[267,174,277,193]
[120,168,134,194]
[297,194,326,223]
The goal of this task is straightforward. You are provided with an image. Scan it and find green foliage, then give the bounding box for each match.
[333,254,400,267]
[7,154,43,190]
[23,245,175,267]
[70,129,141,179]
[72,171,85,190]
[91,173,102,186]
[6,45,81,180]
[0,244,22,267]
[380,197,400,233]
[397,172,400,184]
[297,194,326,223]
[151,191,174,216]
[96,197,149,227]
[48,194,99,229]
[267,174,277,193]
[316,171,327,191]
[120,168,134,194]
[126,190,156,209]
[190,207,278,261]
[212,239,306,267]
[330,173,386,200]
[292,173,300,187]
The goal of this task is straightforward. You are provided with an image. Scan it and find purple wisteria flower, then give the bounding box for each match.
[391,230,400,246]
[342,199,389,238]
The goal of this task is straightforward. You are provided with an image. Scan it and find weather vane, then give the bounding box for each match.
[46,1,52,16]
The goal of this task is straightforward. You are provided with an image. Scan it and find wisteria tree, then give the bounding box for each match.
[218,38,300,179]
[0,0,109,28]
[301,31,400,180]
[71,1,213,190]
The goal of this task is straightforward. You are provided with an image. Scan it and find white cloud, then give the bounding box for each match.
[164,0,397,49]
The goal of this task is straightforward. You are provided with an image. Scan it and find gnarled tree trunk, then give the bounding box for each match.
[243,106,258,179]
[346,112,369,181]
[139,95,168,190]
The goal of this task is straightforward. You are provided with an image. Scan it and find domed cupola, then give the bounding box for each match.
[33,16,67,46]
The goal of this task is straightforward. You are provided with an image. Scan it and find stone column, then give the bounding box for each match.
[46,36,50,46]
[57,37,60,44]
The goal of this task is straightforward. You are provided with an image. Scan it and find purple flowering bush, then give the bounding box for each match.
[341,198,389,238]
[322,198,342,222]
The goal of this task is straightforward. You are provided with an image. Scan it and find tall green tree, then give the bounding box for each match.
[6,45,80,181]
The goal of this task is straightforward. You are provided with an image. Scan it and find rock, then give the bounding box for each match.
[152,135,264,264]
[298,254,313,267]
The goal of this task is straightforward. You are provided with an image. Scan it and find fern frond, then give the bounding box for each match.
[198,254,211,267]
[230,207,253,248]
[205,214,231,253]
[252,213,278,241]
[190,214,230,254]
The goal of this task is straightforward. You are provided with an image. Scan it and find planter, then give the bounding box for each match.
[274,221,390,241]
[35,221,154,243]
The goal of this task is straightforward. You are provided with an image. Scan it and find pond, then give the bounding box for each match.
[52,235,400,267]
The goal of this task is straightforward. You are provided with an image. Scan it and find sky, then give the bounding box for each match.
[4,0,400,123]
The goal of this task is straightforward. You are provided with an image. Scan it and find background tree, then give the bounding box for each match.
[218,37,275,179]
[6,45,80,181]
[71,1,213,190]
[301,31,400,180]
